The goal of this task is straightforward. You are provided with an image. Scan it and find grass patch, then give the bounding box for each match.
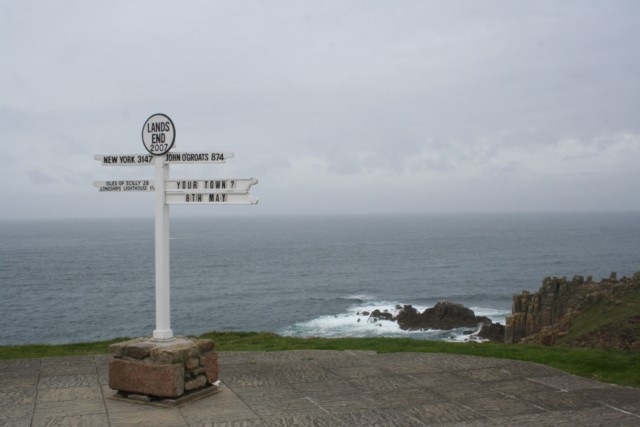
[1,332,638,388]
[201,332,640,387]
[559,284,640,348]
[0,338,130,360]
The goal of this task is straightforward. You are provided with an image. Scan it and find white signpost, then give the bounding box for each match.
[95,115,258,341]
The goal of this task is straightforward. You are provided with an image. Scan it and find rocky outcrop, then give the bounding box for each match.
[478,322,506,342]
[369,309,394,322]
[505,272,640,347]
[360,301,504,342]
[395,301,492,331]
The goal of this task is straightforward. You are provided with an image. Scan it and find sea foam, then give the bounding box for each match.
[279,297,511,342]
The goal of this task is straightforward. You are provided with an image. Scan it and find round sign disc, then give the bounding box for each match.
[142,113,176,156]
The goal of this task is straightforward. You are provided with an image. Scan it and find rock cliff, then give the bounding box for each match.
[505,272,640,350]
[362,301,505,342]
[395,301,492,331]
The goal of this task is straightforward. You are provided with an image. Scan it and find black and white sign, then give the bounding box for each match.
[165,178,257,193]
[165,192,258,205]
[93,180,155,192]
[142,113,176,156]
[94,154,155,166]
[93,152,235,166]
[163,152,233,164]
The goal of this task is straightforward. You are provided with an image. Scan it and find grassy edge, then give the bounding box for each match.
[0,337,129,360]
[1,332,638,388]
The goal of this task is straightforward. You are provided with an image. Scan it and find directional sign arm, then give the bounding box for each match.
[93,177,257,194]
[94,154,156,166]
[163,152,234,164]
[93,180,155,192]
[94,152,235,166]
[165,192,258,205]
[165,178,257,193]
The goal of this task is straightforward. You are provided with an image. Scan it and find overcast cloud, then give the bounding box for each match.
[1,0,639,219]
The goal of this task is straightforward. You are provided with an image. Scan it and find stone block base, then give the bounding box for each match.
[108,337,218,399]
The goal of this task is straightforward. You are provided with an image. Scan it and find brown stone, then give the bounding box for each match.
[539,332,557,346]
[184,375,207,391]
[194,339,216,353]
[126,394,152,402]
[185,357,200,370]
[109,358,184,398]
[203,352,218,383]
[108,337,148,358]
[108,342,128,358]
[149,342,199,364]
[124,342,156,360]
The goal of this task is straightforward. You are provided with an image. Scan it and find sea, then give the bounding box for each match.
[1,212,639,346]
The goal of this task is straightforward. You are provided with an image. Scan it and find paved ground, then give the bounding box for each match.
[1,350,639,426]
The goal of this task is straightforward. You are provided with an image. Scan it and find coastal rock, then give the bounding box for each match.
[369,309,393,322]
[505,272,640,349]
[395,301,492,331]
[478,322,506,342]
[506,275,588,344]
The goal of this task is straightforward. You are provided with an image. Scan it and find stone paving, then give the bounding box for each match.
[1,350,639,426]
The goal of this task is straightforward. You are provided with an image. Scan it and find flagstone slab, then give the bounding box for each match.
[0,351,638,426]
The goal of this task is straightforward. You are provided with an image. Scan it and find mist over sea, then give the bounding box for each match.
[1,212,639,345]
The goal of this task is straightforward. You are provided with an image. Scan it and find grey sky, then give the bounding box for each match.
[1,1,639,219]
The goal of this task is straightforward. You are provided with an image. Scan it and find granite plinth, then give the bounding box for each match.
[108,337,218,399]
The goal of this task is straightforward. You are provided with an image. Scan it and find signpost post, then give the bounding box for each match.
[153,155,172,340]
[94,114,258,341]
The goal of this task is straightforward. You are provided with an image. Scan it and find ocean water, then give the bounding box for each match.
[1,212,639,345]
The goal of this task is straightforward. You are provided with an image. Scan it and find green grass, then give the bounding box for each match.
[0,337,130,360]
[2,331,638,388]
[559,284,640,348]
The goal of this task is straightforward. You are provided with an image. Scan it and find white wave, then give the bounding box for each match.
[470,307,511,325]
[279,300,510,342]
[444,324,488,343]
[340,294,378,302]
